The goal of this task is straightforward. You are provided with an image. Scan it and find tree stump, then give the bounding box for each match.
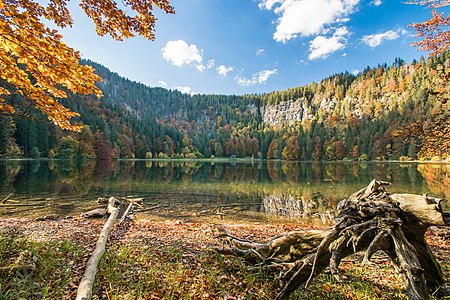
[216,179,449,300]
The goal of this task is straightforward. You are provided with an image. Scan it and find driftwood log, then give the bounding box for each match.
[81,208,108,218]
[82,197,143,219]
[76,197,119,300]
[76,196,140,300]
[217,179,449,300]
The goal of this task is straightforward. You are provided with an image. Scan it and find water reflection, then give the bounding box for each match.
[0,160,448,223]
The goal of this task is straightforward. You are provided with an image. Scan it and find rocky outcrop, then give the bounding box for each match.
[260,99,314,126]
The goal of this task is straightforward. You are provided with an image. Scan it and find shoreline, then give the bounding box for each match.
[1,157,450,164]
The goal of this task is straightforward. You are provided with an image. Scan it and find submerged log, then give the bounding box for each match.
[216,179,449,300]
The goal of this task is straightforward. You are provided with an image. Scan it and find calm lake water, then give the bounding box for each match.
[1,160,449,225]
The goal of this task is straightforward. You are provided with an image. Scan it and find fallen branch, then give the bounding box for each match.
[118,201,134,224]
[81,208,107,218]
[76,197,119,300]
[0,203,47,207]
[1,193,13,203]
[137,203,170,213]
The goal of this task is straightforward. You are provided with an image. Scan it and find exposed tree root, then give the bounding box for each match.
[216,179,449,300]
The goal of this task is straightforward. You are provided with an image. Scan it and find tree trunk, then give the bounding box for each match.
[216,180,449,300]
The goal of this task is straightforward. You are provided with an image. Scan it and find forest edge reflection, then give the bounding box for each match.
[0,160,449,225]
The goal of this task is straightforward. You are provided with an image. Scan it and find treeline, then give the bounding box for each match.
[0,51,448,161]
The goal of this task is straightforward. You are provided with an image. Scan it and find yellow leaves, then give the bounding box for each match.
[0,2,99,130]
[0,87,10,95]
[0,0,173,130]
[0,102,15,114]
[79,0,174,41]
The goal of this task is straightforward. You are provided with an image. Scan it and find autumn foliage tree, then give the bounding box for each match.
[394,0,450,159]
[0,0,174,130]
[281,135,300,161]
[409,0,449,55]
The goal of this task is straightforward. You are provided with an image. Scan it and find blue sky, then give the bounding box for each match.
[59,0,449,95]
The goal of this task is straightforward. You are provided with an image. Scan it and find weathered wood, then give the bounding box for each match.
[217,180,449,300]
[441,200,450,225]
[137,205,160,213]
[98,197,144,207]
[390,194,446,227]
[0,203,46,207]
[81,208,107,218]
[1,193,13,203]
[97,197,109,205]
[76,197,119,300]
[118,201,134,224]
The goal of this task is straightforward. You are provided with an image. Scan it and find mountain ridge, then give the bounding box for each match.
[0,52,448,161]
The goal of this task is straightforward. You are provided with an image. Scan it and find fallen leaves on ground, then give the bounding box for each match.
[0,217,448,299]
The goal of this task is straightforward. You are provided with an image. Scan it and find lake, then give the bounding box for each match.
[1,160,449,225]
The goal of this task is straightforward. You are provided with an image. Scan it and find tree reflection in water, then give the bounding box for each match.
[0,160,447,223]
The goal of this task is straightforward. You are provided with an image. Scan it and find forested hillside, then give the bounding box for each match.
[0,51,449,161]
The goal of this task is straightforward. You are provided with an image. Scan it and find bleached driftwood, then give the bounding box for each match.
[217,180,449,300]
[76,197,119,300]
[118,201,134,224]
[81,208,107,218]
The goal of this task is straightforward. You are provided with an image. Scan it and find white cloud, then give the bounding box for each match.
[257,69,278,83]
[161,40,203,67]
[308,26,349,60]
[371,0,382,6]
[157,80,168,87]
[235,69,278,87]
[235,77,255,87]
[362,30,400,48]
[259,0,283,10]
[299,59,308,65]
[196,59,215,73]
[351,69,360,75]
[176,86,195,95]
[217,65,234,77]
[259,0,360,42]
[336,17,350,23]
[196,64,206,72]
[206,59,215,68]
[256,49,265,55]
[400,28,410,36]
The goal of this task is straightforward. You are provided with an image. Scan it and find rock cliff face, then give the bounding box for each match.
[260,99,314,126]
[260,94,378,126]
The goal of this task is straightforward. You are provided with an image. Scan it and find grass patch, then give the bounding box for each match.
[0,220,447,300]
[0,234,85,299]
[93,244,277,299]
[0,233,415,300]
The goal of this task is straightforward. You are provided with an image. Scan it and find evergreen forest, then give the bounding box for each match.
[1,51,449,161]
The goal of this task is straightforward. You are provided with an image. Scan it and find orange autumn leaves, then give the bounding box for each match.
[0,0,173,130]
[409,0,450,56]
